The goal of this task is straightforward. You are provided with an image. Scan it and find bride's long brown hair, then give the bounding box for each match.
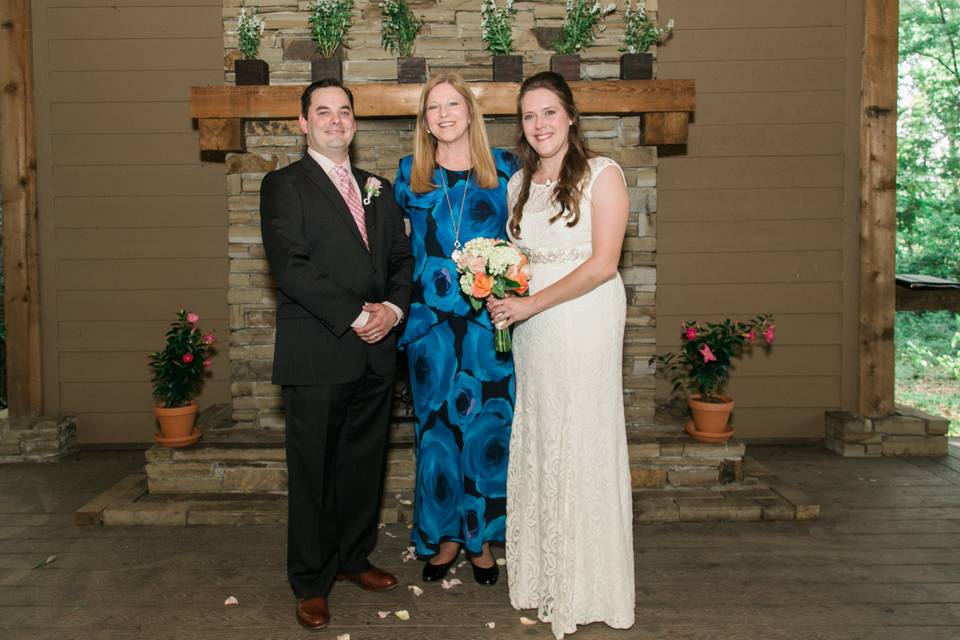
[509,72,593,239]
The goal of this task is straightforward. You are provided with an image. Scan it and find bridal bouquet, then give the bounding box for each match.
[455,237,530,352]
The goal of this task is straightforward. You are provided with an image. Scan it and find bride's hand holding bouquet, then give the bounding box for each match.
[454,237,530,352]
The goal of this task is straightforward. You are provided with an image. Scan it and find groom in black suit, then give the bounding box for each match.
[260,79,413,630]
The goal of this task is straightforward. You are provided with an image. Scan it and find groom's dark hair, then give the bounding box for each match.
[300,79,355,117]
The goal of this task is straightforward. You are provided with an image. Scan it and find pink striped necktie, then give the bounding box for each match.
[332,164,369,249]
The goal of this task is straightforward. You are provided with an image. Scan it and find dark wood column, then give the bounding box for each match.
[0,0,43,416]
[858,0,898,416]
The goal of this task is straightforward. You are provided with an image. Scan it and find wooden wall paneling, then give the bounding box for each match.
[55,258,227,290]
[661,0,845,29]
[57,290,228,322]
[47,6,221,38]
[685,123,845,157]
[54,195,227,228]
[657,220,844,253]
[52,164,225,197]
[49,70,223,102]
[55,228,228,260]
[656,251,844,284]
[53,133,204,165]
[655,283,843,314]
[0,0,43,416]
[657,187,844,221]
[663,26,846,61]
[656,60,846,93]
[858,0,898,416]
[52,103,193,134]
[693,92,846,126]
[59,351,229,384]
[657,156,845,190]
[58,320,232,353]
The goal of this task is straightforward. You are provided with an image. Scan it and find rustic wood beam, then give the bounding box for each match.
[0,0,43,416]
[198,118,244,152]
[858,0,898,416]
[190,80,696,119]
[643,112,689,146]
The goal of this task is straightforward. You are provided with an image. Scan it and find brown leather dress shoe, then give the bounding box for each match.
[296,597,330,630]
[336,565,398,592]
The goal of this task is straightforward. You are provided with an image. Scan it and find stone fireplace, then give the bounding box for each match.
[221,1,659,433]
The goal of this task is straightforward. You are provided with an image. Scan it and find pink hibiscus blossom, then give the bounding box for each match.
[203,358,213,368]
[763,325,776,344]
[684,326,697,341]
[202,333,216,345]
[699,344,717,363]
[745,329,756,342]
[181,353,194,364]
[186,312,200,324]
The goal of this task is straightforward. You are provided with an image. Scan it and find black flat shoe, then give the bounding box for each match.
[422,559,454,582]
[471,561,499,586]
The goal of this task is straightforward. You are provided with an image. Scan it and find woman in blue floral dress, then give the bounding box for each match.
[394,73,519,586]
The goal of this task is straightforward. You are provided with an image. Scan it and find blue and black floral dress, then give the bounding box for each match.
[394,148,519,557]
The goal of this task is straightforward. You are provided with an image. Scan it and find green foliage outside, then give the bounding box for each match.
[897,0,960,434]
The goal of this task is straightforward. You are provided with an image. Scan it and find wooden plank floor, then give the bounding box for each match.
[2,445,960,639]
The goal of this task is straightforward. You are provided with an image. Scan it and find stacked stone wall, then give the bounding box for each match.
[222,0,661,430]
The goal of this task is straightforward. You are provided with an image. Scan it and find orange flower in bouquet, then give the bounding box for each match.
[455,237,530,352]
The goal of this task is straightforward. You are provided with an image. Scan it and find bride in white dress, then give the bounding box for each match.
[487,72,635,639]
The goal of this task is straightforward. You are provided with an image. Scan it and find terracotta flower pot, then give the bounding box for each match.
[153,400,198,440]
[688,394,734,434]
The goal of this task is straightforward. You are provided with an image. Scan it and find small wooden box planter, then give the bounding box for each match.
[620,53,653,80]
[311,56,343,83]
[398,57,428,84]
[493,55,523,82]
[550,55,581,81]
[234,59,269,86]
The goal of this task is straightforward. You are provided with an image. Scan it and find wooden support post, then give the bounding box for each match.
[0,0,43,416]
[858,0,898,416]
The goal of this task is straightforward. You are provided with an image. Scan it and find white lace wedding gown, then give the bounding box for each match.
[505,157,635,639]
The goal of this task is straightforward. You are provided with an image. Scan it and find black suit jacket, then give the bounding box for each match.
[260,153,413,385]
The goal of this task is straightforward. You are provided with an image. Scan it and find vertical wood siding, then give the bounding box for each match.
[656,0,863,438]
[32,0,229,443]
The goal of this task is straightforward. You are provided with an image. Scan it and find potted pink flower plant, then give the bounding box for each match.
[148,310,216,446]
[651,315,774,441]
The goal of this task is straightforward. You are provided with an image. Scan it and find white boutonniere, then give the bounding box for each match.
[363,176,383,205]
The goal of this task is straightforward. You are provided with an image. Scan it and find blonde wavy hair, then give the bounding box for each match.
[409,73,498,194]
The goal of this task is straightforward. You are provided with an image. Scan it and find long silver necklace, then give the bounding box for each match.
[441,167,471,261]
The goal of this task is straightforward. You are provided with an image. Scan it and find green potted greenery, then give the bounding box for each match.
[379,0,425,83]
[550,0,616,80]
[481,0,521,82]
[149,310,216,446]
[308,0,354,82]
[619,0,674,80]
[651,315,775,442]
[235,5,268,85]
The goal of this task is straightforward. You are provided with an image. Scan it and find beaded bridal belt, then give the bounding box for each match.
[522,247,590,264]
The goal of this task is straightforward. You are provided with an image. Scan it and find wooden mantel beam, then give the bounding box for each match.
[0,0,43,416]
[189,80,695,151]
[190,80,695,119]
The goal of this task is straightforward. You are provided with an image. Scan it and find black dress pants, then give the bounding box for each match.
[283,365,393,598]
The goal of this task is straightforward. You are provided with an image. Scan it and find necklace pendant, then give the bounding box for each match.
[451,248,462,262]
